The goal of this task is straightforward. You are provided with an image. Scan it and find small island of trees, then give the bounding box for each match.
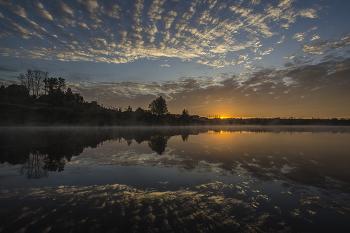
[0,69,349,126]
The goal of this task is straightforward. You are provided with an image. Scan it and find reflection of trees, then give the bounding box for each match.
[18,151,68,179]
[126,139,133,146]
[1,128,110,165]
[43,154,66,172]
[148,135,169,155]
[2,126,350,187]
[181,133,189,142]
[19,152,48,179]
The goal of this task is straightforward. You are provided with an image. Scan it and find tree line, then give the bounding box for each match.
[0,69,188,126]
[0,69,84,105]
[1,69,349,126]
[1,69,171,115]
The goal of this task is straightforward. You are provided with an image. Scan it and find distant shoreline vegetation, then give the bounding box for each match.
[1,69,349,126]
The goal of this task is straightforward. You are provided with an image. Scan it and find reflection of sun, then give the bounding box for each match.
[207,130,233,135]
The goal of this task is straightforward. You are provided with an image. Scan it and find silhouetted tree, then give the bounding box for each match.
[47,77,65,100]
[182,109,189,117]
[135,107,145,114]
[47,77,58,94]
[43,77,48,95]
[2,84,30,103]
[0,85,5,92]
[65,87,75,101]
[0,85,6,102]
[58,77,65,90]
[74,93,84,103]
[6,84,29,96]
[33,70,48,97]
[17,69,33,96]
[47,77,65,94]
[17,69,48,97]
[134,107,147,121]
[149,96,168,116]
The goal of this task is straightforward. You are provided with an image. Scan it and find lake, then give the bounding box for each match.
[1,126,350,233]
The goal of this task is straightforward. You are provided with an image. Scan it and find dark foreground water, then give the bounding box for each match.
[1,126,350,233]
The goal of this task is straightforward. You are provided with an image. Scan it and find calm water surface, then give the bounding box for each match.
[1,126,350,233]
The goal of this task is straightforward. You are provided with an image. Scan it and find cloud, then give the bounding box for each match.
[284,53,297,59]
[34,2,54,21]
[293,32,306,42]
[298,8,318,18]
[66,55,350,117]
[259,47,273,56]
[310,35,321,41]
[0,0,325,68]
[104,4,121,21]
[80,0,99,13]
[0,1,27,18]
[293,26,318,42]
[209,45,228,54]
[159,64,170,67]
[302,37,350,55]
[197,58,231,69]
[60,2,74,17]
[6,21,32,39]
[148,0,166,21]
[0,31,10,37]
[277,35,285,44]
[251,0,261,5]
[163,10,177,29]
[236,53,249,65]
[50,2,77,27]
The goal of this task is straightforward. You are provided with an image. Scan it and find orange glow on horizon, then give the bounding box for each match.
[206,114,233,119]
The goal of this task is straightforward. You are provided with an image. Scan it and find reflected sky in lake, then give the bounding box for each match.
[1,126,350,232]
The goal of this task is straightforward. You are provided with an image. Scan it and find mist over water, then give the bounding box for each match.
[1,126,350,232]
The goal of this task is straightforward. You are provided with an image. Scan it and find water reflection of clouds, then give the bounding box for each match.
[1,181,349,232]
[0,182,275,232]
[2,127,350,232]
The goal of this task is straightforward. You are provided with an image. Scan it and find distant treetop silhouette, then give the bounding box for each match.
[149,96,168,116]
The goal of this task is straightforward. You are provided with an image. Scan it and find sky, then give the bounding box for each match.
[0,0,350,118]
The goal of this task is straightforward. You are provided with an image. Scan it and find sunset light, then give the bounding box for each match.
[219,117,231,119]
